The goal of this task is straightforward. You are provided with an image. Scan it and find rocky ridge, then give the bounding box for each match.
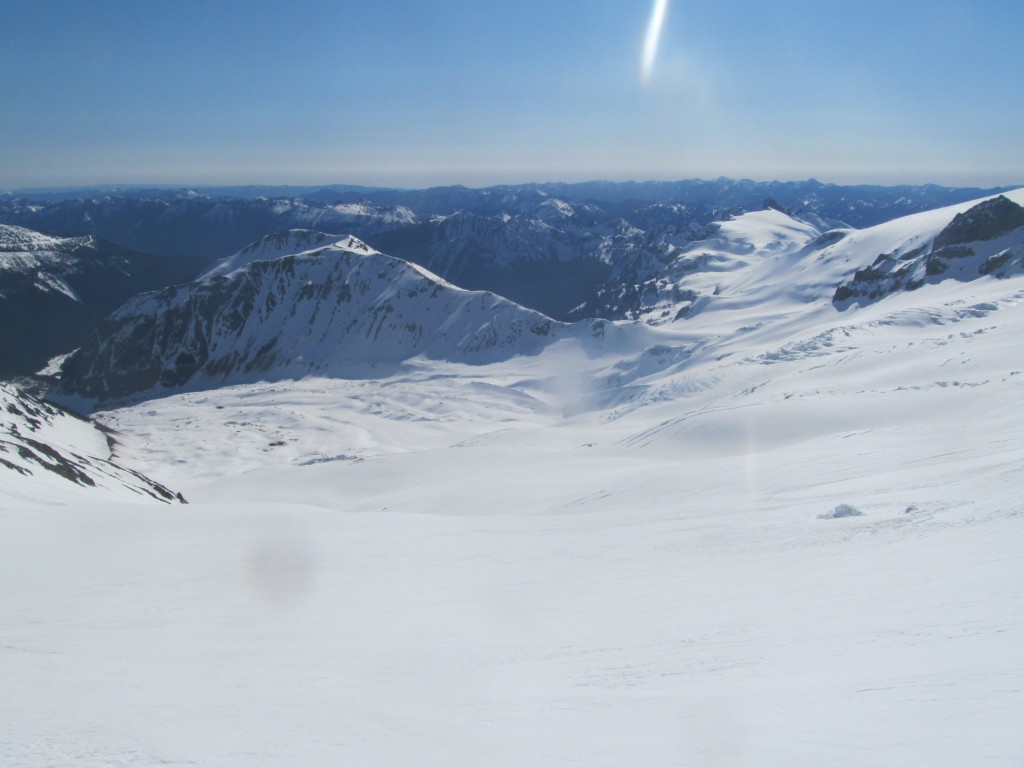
[0,382,183,503]
[53,237,563,405]
[833,196,1024,307]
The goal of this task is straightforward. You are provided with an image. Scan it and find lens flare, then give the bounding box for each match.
[642,0,670,85]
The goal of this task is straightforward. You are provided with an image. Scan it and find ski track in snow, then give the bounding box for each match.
[3,203,1024,765]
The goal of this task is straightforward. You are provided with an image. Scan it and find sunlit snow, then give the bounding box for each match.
[2,191,1023,767]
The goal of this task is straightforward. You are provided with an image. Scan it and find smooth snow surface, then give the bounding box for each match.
[3,195,1024,766]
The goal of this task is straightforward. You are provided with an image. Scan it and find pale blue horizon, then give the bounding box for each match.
[2,0,1022,190]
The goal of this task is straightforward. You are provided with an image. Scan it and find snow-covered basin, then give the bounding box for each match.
[2,273,1023,766]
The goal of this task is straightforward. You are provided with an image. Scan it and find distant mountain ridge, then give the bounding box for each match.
[5,177,1015,225]
[0,224,207,377]
[5,181,1024,388]
[1,179,1012,260]
[1,179,1011,329]
[0,193,415,261]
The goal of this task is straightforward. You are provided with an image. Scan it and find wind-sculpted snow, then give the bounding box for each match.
[54,237,565,405]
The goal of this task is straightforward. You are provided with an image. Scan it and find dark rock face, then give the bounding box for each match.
[933,196,1024,248]
[833,197,1024,308]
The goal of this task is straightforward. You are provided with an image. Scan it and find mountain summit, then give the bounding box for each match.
[54,236,559,405]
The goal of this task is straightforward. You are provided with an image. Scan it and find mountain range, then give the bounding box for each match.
[8,179,1020,505]
[3,179,1024,767]
[2,178,1020,384]
[38,187,1024,408]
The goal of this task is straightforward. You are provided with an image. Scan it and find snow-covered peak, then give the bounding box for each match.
[329,234,380,256]
[626,208,825,324]
[54,241,563,405]
[0,224,83,281]
[819,188,1024,271]
[830,189,1024,307]
[709,208,822,256]
[0,223,70,252]
[933,194,1024,248]
[203,232,386,280]
[537,198,576,219]
[625,190,1024,326]
[202,229,343,279]
[330,202,417,225]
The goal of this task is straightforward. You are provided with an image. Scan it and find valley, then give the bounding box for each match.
[1,184,1023,767]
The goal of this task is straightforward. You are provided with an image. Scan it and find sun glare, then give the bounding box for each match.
[642,0,670,86]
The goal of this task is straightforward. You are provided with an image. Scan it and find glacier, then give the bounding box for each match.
[1,188,1023,767]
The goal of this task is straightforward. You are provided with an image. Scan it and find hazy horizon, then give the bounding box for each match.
[4,174,1024,197]
[3,0,1023,190]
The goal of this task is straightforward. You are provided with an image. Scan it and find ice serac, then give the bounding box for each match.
[0,383,183,503]
[53,236,562,406]
[833,194,1024,307]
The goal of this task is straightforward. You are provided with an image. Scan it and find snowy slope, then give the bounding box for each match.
[0,224,91,307]
[616,188,1024,330]
[0,222,102,287]
[201,229,343,278]
[833,193,1024,305]
[0,383,182,505]
[6,268,1022,767]
[626,207,826,324]
[3,193,1024,767]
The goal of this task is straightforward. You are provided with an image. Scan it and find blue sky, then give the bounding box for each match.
[2,0,1022,190]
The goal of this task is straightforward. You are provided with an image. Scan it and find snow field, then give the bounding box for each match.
[3,270,1023,765]
[3,192,1024,765]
